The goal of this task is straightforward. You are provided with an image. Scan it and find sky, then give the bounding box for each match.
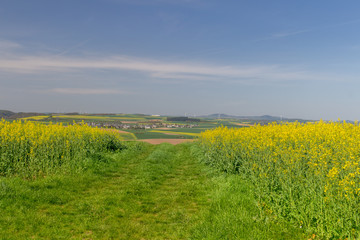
[1,0,360,120]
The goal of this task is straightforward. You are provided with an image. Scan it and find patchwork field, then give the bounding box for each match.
[17,113,251,141]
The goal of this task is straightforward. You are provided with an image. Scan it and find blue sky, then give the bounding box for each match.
[1,0,360,120]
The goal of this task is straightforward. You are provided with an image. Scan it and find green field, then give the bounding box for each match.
[0,142,305,239]
[124,129,194,139]
[150,130,200,137]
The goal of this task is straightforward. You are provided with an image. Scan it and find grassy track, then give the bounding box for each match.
[0,143,304,239]
[0,143,210,239]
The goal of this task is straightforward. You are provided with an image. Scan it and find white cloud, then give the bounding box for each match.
[48,88,131,95]
[0,54,338,83]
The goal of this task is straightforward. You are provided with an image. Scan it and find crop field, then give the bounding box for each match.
[20,115,50,120]
[125,129,194,140]
[159,128,206,133]
[0,120,124,177]
[200,121,360,239]
[52,114,148,121]
[149,130,200,137]
[197,120,250,129]
[135,120,249,139]
[17,114,166,124]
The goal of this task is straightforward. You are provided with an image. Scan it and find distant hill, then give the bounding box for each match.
[0,110,16,118]
[202,113,307,122]
[0,110,44,119]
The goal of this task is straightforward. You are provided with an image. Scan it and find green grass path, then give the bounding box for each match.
[0,143,305,239]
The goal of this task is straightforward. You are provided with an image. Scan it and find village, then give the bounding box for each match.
[86,121,198,130]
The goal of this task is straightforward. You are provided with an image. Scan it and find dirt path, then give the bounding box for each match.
[139,139,194,145]
[116,130,131,134]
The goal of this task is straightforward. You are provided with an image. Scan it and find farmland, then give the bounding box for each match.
[3,113,356,239]
[14,113,252,141]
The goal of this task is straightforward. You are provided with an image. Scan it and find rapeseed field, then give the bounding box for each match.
[0,119,124,177]
[199,121,360,239]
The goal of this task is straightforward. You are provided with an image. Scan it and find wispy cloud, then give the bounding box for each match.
[259,18,360,42]
[47,88,131,95]
[0,54,338,83]
[53,39,91,57]
[270,30,310,38]
[150,72,221,81]
[256,30,310,41]
[0,40,22,50]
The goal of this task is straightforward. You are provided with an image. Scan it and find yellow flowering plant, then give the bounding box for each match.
[199,121,360,238]
[0,119,124,177]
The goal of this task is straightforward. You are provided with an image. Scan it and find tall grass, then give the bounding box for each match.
[0,119,124,177]
[199,121,360,239]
